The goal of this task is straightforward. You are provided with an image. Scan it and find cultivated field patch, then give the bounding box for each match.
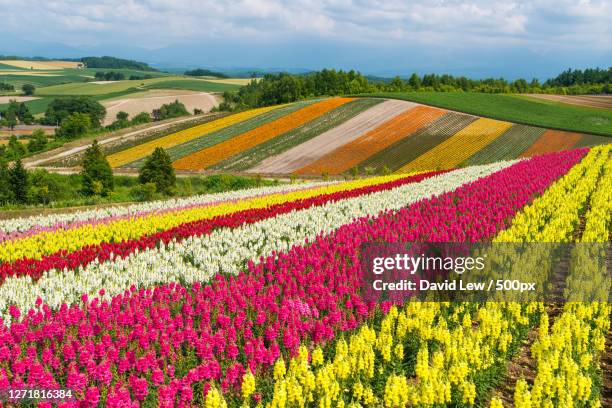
[0,60,81,70]
[107,105,283,168]
[125,101,317,168]
[520,130,583,157]
[525,94,612,109]
[173,97,355,170]
[359,112,476,173]
[297,105,446,175]
[212,98,383,171]
[102,90,219,125]
[398,117,513,172]
[463,125,546,166]
[248,99,415,174]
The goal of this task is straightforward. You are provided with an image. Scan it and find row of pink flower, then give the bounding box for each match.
[0,171,445,284]
[0,149,587,407]
[0,183,329,244]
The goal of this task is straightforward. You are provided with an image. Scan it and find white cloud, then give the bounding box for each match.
[0,0,608,59]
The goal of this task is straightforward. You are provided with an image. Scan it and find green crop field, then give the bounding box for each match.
[144,79,242,93]
[367,92,612,137]
[35,76,241,96]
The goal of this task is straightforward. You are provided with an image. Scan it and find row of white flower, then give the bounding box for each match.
[0,180,334,235]
[0,161,515,323]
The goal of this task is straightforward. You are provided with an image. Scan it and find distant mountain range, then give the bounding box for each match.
[1,33,610,81]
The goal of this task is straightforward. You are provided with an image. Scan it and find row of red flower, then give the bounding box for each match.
[0,149,586,407]
[0,171,447,284]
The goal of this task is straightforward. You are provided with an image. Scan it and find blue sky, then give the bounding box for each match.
[0,0,610,78]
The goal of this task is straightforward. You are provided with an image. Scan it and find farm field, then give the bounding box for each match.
[34,76,240,96]
[97,96,611,176]
[1,146,610,407]
[101,90,220,125]
[366,91,612,137]
[0,59,82,69]
[172,97,356,170]
[524,93,612,109]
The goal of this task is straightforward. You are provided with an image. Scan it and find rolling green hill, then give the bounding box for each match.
[366,92,612,137]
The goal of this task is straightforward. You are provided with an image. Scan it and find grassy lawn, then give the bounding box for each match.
[366,92,612,137]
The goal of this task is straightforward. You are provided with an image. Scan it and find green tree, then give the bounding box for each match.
[81,140,114,196]
[138,147,176,195]
[408,73,421,90]
[56,113,92,140]
[0,158,13,204]
[44,96,106,127]
[26,129,47,153]
[9,158,28,204]
[21,83,35,96]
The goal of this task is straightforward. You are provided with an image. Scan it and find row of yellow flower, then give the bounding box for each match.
[495,145,610,243]
[201,147,608,408]
[106,104,284,168]
[0,174,411,263]
[221,301,537,408]
[509,145,611,408]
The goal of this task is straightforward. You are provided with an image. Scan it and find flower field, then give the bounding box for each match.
[397,118,513,172]
[295,105,446,175]
[520,130,583,158]
[172,98,355,170]
[99,96,611,176]
[106,105,285,168]
[1,143,611,407]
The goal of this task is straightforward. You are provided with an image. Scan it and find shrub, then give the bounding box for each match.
[130,182,157,201]
[131,112,151,125]
[21,83,35,96]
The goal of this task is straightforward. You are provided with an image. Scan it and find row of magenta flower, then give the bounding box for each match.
[0,149,586,407]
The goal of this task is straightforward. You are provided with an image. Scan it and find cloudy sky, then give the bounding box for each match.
[0,0,610,78]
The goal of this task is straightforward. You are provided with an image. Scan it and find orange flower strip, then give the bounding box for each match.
[296,105,446,175]
[398,118,513,173]
[107,105,282,168]
[520,130,583,158]
[172,97,354,170]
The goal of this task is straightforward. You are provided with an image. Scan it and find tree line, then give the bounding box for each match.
[184,68,228,78]
[79,56,157,71]
[93,71,155,81]
[219,67,612,110]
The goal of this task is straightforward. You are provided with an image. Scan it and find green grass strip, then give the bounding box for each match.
[123,100,317,168]
[462,125,546,166]
[358,112,476,172]
[212,98,384,171]
[363,92,612,137]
